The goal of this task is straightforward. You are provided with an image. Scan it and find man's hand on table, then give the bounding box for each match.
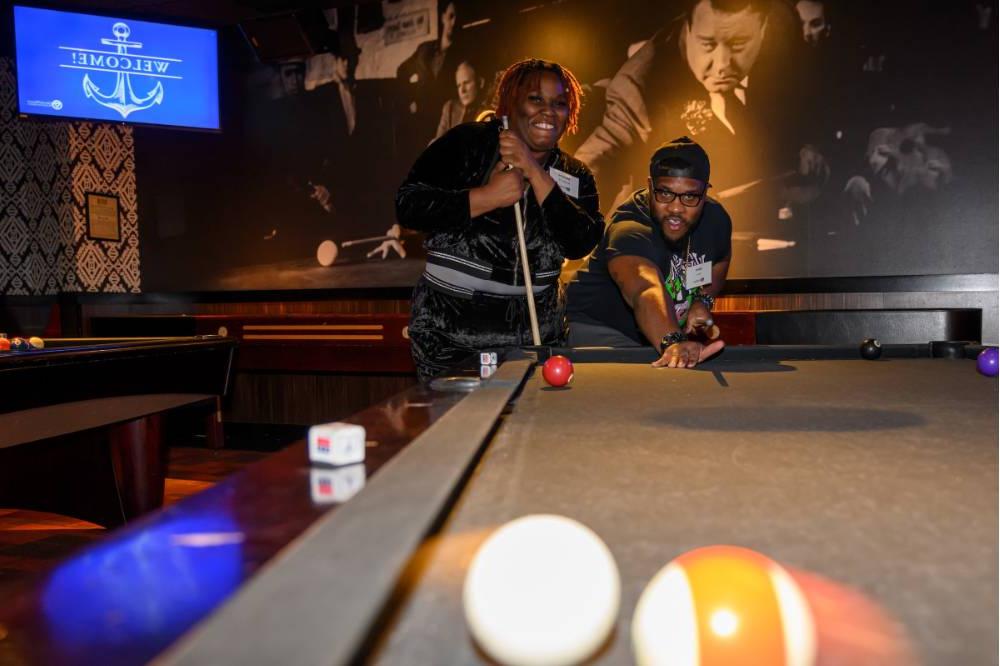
[653,339,725,369]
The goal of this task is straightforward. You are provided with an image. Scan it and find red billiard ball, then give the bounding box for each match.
[542,355,573,387]
[0,337,9,351]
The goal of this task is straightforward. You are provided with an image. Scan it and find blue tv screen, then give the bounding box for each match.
[13,5,220,130]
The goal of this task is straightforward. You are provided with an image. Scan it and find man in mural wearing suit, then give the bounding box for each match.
[310,27,407,236]
[304,51,360,215]
[575,0,823,275]
[397,0,465,148]
[433,59,488,140]
[241,59,339,260]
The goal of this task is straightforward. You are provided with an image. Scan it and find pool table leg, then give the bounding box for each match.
[0,418,168,529]
[109,414,168,520]
[205,397,225,450]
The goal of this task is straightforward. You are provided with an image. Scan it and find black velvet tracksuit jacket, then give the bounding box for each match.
[396,119,604,381]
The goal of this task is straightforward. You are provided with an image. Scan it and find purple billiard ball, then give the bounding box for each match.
[976,347,998,377]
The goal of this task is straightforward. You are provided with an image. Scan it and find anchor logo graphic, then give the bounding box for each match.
[83,22,164,118]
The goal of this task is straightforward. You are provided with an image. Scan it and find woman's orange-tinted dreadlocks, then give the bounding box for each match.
[492,59,584,135]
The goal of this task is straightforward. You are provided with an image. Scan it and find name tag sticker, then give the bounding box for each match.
[548,167,580,198]
[685,261,712,289]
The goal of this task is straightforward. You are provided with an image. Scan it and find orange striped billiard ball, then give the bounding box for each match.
[633,545,816,666]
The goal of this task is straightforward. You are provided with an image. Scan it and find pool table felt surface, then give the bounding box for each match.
[373,357,998,664]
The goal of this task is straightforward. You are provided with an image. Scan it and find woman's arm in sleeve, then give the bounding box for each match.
[395,127,475,233]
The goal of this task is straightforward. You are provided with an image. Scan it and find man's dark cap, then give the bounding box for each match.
[649,136,711,183]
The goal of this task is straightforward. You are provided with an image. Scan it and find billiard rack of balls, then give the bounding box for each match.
[0,336,45,352]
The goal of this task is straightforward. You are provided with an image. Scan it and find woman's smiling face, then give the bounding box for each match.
[510,71,569,156]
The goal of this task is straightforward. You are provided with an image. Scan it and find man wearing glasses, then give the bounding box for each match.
[566,137,730,368]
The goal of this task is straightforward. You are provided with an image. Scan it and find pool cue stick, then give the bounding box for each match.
[500,115,542,346]
[341,233,407,247]
[715,170,796,200]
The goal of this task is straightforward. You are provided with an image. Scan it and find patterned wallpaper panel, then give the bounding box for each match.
[0,57,140,294]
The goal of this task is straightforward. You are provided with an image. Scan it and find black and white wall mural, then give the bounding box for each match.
[137,0,998,291]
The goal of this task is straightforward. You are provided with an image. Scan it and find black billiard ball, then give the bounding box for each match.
[10,337,31,351]
[860,338,882,360]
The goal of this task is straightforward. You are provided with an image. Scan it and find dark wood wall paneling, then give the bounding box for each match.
[80,297,412,327]
[81,296,417,426]
[0,294,419,427]
[230,373,416,426]
[2,275,994,427]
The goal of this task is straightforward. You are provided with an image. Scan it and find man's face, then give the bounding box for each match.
[684,0,766,94]
[649,175,707,243]
[280,64,304,95]
[455,63,480,107]
[441,2,457,43]
[511,71,569,155]
[796,0,829,45]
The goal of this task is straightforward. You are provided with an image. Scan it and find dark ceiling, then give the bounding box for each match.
[6,0,377,28]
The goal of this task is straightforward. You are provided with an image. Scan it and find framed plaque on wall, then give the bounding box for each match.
[86,192,121,242]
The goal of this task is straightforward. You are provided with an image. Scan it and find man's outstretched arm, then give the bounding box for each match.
[608,255,723,368]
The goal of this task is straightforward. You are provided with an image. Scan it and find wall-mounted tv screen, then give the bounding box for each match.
[13,5,220,130]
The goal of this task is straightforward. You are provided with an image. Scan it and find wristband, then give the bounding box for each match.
[660,331,688,353]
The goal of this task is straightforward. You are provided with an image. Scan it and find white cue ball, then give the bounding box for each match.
[463,514,620,666]
[316,240,338,267]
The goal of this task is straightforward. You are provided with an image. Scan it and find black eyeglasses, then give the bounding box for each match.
[652,187,706,207]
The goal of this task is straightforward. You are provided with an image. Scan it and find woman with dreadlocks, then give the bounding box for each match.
[396,58,604,381]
